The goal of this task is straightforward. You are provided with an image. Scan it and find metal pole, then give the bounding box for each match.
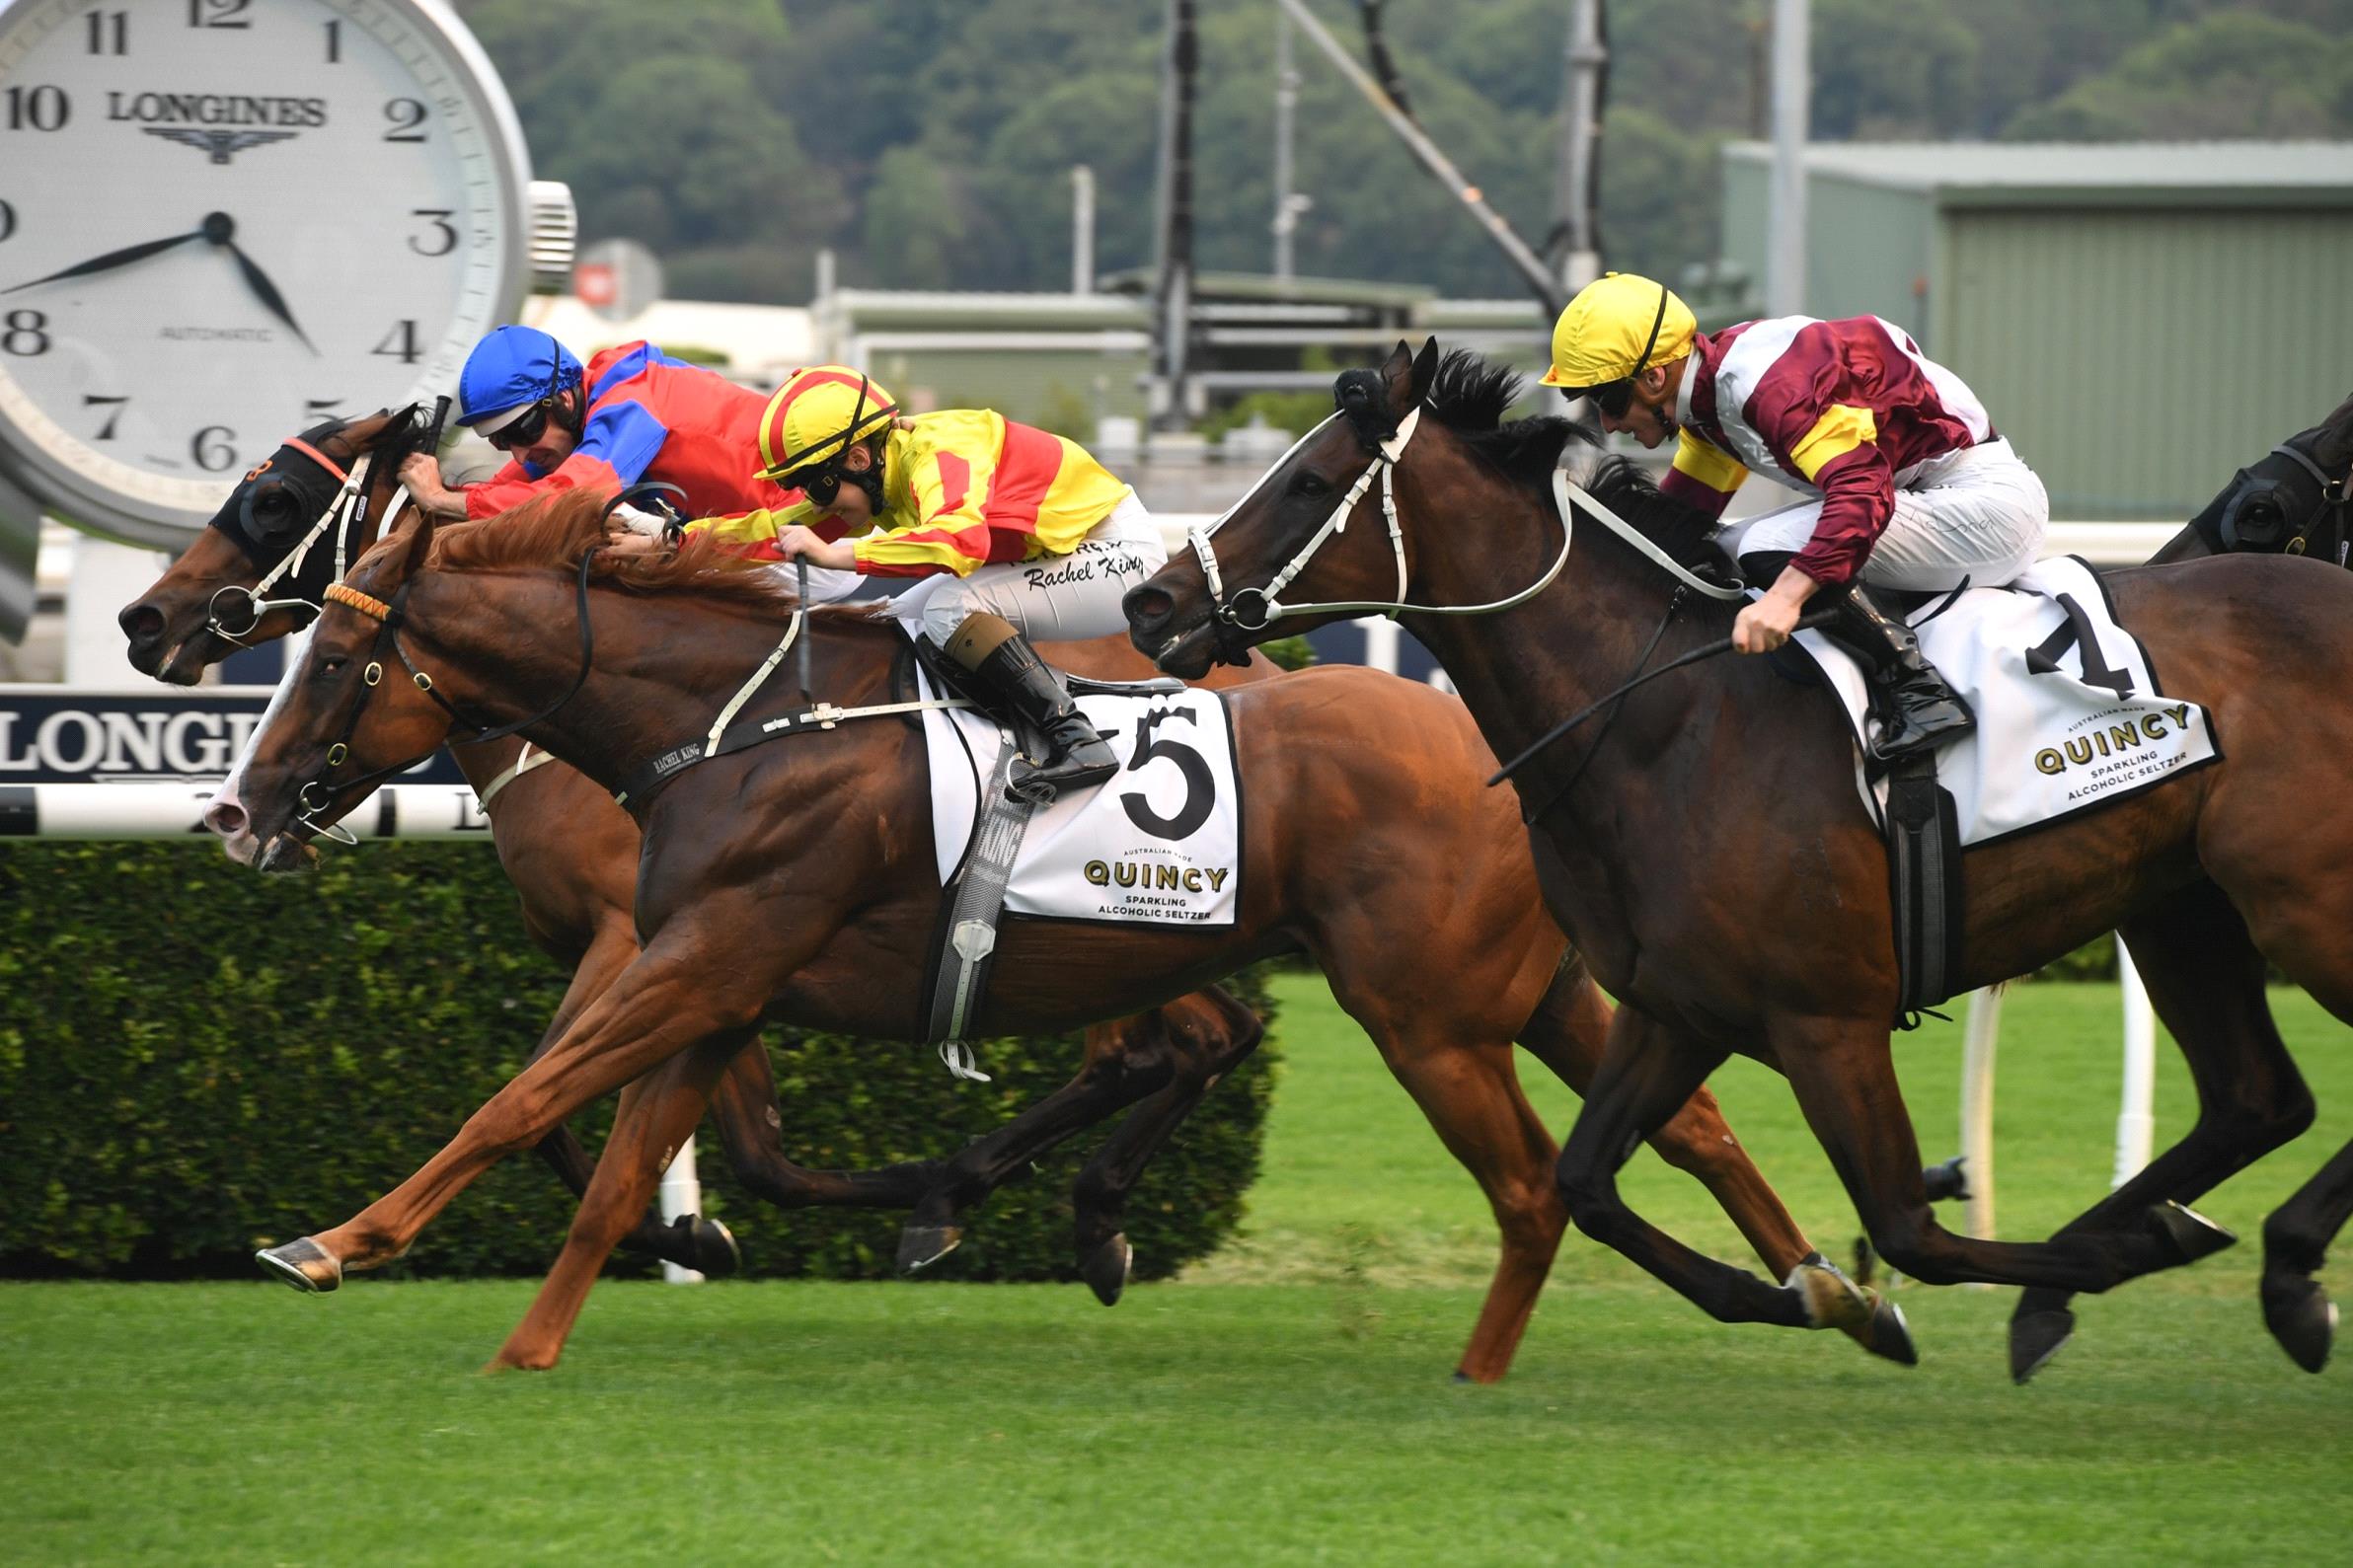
[1273,0,1563,315]
[1960,984,2001,1249]
[1553,0,1608,297]
[2114,938,2157,1188]
[1765,0,1809,317]
[1151,0,1198,431]
[1071,165,1096,295]
[1272,9,1299,281]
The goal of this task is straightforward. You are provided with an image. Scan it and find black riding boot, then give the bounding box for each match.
[1819,583,1975,764]
[946,612,1119,800]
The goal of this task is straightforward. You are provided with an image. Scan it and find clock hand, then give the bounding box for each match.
[2,228,202,294]
[222,238,317,356]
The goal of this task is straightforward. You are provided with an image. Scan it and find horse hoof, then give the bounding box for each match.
[2263,1276,2336,1374]
[896,1223,962,1274]
[2009,1307,2077,1383]
[684,1216,741,1279]
[2152,1201,2237,1266]
[1081,1232,1132,1307]
[1851,1291,1919,1367]
[255,1236,342,1294]
[1785,1252,1871,1333]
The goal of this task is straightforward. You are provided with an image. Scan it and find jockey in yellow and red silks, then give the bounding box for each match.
[682,367,1169,800]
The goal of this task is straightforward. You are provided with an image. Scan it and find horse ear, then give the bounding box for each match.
[1379,339,1415,408]
[1409,336,1441,404]
[385,507,436,581]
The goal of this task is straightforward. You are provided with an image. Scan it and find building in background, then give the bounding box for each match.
[1717,140,2353,519]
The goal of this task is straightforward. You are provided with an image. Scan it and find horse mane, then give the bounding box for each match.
[1411,347,1723,571]
[422,487,814,612]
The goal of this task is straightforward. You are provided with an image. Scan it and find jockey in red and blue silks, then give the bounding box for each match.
[399,325,860,597]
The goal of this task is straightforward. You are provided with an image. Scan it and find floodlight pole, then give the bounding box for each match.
[1272,9,1302,280]
[1551,0,1608,298]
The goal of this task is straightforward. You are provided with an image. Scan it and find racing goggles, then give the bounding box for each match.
[1559,282,1670,420]
[484,401,555,453]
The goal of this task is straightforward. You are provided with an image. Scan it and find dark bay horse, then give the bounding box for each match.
[213,490,1892,1375]
[1127,340,2353,1378]
[116,410,1283,1286]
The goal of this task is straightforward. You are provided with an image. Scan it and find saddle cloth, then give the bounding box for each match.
[1792,556,2220,847]
[915,662,1245,927]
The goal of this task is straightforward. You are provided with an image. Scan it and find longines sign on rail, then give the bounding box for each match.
[0,686,461,785]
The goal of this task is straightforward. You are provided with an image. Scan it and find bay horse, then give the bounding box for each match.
[116,409,1281,1288]
[1127,340,2353,1378]
[212,488,1897,1375]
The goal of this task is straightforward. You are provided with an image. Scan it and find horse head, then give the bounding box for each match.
[203,508,455,871]
[117,405,428,684]
[1125,338,1441,678]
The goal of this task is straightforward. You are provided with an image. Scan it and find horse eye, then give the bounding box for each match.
[313,656,345,679]
[1291,471,1333,498]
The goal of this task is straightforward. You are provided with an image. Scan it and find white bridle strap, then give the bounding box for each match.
[1555,473,1747,603]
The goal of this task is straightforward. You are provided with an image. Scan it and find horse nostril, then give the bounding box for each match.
[203,800,248,839]
[120,602,164,644]
[1122,583,1172,635]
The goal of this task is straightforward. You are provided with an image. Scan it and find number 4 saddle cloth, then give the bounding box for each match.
[915,661,1246,928]
[1792,555,2220,848]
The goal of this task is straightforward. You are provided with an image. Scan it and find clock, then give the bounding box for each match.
[0,0,573,548]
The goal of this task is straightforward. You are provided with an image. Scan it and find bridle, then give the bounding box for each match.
[289,549,597,841]
[206,402,445,644]
[1185,403,1574,638]
[2231,442,2353,566]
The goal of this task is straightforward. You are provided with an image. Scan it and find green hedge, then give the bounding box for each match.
[0,843,1275,1283]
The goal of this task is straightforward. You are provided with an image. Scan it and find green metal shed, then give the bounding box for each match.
[1717,141,2353,519]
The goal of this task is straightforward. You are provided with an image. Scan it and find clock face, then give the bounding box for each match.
[0,0,525,538]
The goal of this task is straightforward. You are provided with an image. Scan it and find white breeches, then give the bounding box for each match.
[783,562,863,605]
[892,491,1169,646]
[1719,438,2050,592]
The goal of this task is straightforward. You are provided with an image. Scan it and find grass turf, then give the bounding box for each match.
[4,976,2351,1565]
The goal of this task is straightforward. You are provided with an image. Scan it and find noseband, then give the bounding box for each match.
[290,551,598,839]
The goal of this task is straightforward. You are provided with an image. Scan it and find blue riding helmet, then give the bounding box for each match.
[456,326,583,435]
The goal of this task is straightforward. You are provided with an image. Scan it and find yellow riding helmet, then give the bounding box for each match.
[1540,272,1698,390]
[755,366,901,484]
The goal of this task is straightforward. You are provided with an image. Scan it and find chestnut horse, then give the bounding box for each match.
[1128,341,2353,1378]
[117,409,1281,1286]
[213,489,1898,1375]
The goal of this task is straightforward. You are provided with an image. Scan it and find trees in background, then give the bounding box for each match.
[456,0,2353,305]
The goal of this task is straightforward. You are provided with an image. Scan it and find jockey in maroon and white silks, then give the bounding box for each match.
[1656,312,2045,594]
[1543,273,2049,762]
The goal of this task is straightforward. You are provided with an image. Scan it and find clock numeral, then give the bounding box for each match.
[3,87,70,133]
[323,20,342,63]
[2,310,48,356]
[0,201,15,244]
[87,10,128,55]
[83,395,128,441]
[190,426,238,473]
[409,210,458,257]
[382,99,428,143]
[372,320,423,365]
[187,0,253,29]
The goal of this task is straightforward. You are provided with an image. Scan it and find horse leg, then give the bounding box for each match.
[2260,1138,2353,1373]
[256,932,776,1288]
[702,1033,939,1213]
[522,922,737,1277]
[491,1026,751,1373]
[1772,1014,2234,1295]
[2009,881,2314,1381]
[1552,1007,1821,1337]
[1069,988,1265,1305]
[892,1005,1200,1273]
[1513,955,1913,1364]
